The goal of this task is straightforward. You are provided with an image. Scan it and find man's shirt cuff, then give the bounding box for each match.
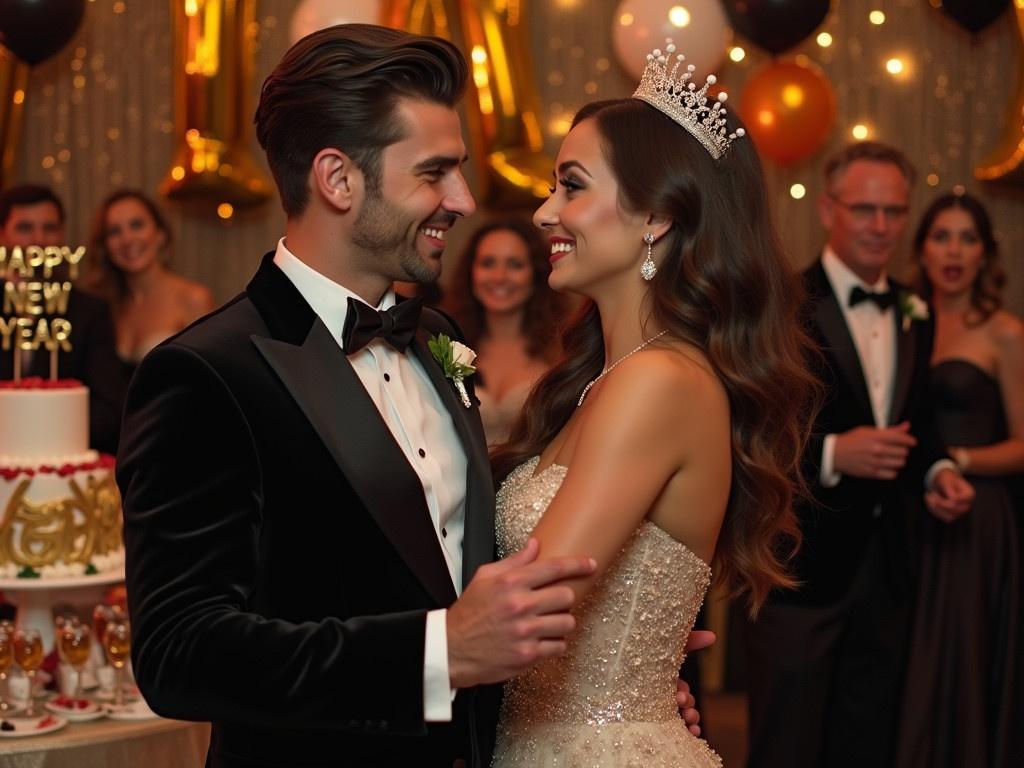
[925,459,958,490]
[423,609,454,722]
[820,434,842,488]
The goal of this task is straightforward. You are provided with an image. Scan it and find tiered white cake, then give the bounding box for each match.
[0,379,123,578]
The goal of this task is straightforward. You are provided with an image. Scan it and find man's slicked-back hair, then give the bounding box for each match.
[254,23,468,217]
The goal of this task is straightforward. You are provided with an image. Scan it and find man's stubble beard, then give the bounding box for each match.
[351,188,440,285]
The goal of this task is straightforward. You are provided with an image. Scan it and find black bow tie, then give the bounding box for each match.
[849,285,895,311]
[341,296,422,354]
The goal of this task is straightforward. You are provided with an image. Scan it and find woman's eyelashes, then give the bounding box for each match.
[555,176,583,194]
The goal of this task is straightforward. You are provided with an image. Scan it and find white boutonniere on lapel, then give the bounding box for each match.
[898,290,930,332]
[428,333,477,408]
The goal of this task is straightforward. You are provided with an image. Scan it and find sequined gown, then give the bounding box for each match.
[491,457,722,767]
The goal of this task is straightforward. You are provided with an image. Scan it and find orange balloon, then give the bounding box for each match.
[739,58,835,165]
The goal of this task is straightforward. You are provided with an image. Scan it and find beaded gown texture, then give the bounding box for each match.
[491,457,722,767]
[896,360,1023,768]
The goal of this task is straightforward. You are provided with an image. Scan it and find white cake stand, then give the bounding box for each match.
[0,567,125,652]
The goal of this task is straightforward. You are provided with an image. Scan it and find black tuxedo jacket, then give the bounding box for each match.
[780,260,949,606]
[0,289,126,454]
[118,254,500,767]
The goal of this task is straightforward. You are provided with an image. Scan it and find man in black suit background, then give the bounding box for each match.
[117,25,601,768]
[744,142,975,768]
[0,184,125,453]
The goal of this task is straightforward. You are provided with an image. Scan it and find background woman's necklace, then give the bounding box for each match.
[577,330,670,407]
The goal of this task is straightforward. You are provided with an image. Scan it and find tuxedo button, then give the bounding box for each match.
[384,373,391,382]
[442,527,447,538]
[418,448,426,458]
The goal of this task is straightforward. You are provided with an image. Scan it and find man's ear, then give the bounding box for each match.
[310,148,362,213]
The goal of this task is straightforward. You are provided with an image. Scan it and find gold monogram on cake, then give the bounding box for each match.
[0,473,122,569]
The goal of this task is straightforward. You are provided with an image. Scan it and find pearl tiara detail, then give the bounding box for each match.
[631,41,745,160]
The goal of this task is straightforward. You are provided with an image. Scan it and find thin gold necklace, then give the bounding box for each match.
[577,330,669,407]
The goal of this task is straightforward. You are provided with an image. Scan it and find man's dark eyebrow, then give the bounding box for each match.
[413,154,470,172]
[556,160,592,178]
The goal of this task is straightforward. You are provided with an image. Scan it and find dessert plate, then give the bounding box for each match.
[46,696,104,722]
[0,714,67,736]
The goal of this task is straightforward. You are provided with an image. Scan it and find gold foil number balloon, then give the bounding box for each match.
[974,0,1024,186]
[0,48,27,190]
[384,0,553,205]
[160,0,272,213]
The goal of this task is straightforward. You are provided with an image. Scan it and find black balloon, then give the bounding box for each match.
[941,0,1010,34]
[723,0,831,55]
[0,0,86,66]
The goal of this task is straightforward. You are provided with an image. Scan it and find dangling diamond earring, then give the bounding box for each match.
[641,233,657,281]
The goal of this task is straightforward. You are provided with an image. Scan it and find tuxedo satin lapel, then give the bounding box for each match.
[252,319,457,607]
[409,330,494,585]
[888,310,917,424]
[813,289,875,422]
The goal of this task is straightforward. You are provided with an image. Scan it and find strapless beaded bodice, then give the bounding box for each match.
[491,457,721,767]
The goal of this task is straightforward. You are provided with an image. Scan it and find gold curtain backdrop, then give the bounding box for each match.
[11,0,1024,312]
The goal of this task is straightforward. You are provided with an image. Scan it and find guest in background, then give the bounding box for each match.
[896,191,1024,768]
[445,218,565,445]
[744,142,974,768]
[85,190,214,378]
[0,184,125,454]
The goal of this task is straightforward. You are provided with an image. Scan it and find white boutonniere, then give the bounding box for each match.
[428,333,477,408]
[898,290,930,332]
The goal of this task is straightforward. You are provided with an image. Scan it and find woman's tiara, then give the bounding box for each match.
[631,41,745,160]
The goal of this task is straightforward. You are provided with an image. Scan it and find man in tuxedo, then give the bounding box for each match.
[117,25,605,768]
[744,142,975,768]
[0,184,125,453]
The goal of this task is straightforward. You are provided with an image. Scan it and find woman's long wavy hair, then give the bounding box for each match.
[912,192,1004,326]
[492,99,820,616]
[445,218,565,360]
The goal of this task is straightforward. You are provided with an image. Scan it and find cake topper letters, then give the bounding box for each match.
[1,245,84,381]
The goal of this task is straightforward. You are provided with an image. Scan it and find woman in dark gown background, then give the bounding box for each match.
[897,192,1024,768]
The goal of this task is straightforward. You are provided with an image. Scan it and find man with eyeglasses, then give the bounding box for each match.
[744,141,975,768]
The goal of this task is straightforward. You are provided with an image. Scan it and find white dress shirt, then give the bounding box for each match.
[819,247,953,492]
[273,239,463,721]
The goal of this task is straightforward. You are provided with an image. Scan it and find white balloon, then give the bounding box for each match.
[612,0,732,82]
[289,0,383,45]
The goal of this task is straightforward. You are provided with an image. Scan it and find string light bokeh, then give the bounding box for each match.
[11,0,1023,309]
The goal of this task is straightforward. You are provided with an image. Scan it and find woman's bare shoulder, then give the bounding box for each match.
[583,343,728,448]
[170,274,215,314]
[989,310,1024,348]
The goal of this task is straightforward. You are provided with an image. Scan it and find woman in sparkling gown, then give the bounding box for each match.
[488,44,818,767]
[896,193,1024,768]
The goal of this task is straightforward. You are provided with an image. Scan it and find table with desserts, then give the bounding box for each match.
[0,575,210,766]
[0,714,209,767]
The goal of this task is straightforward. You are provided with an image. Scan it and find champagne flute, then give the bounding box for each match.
[102,619,131,708]
[92,605,110,653]
[58,623,91,701]
[0,629,16,714]
[13,629,43,717]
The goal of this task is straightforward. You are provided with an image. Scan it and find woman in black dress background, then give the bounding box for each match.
[897,192,1024,767]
